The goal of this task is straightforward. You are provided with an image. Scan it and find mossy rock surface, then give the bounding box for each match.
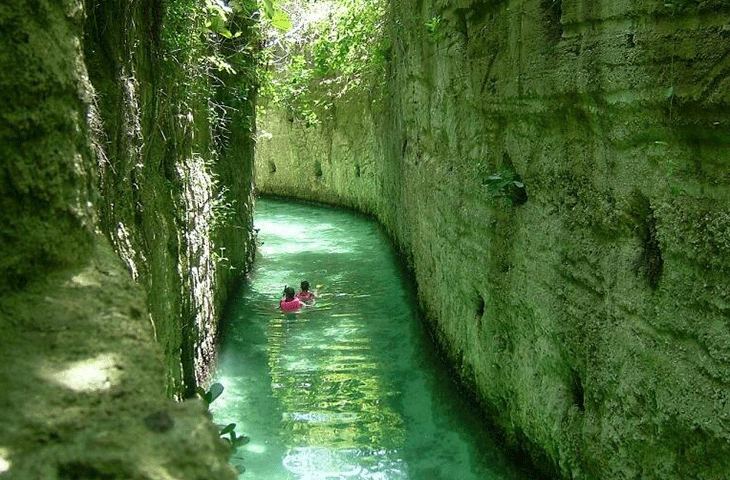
[1,0,256,477]
[255,0,730,478]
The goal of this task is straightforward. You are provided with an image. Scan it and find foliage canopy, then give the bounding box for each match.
[259,0,389,126]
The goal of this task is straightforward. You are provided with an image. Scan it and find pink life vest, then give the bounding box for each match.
[296,291,313,302]
[280,297,303,311]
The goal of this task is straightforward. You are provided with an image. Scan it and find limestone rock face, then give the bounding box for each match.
[84,0,257,395]
[1,0,255,477]
[256,0,730,478]
[0,239,237,480]
[0,0,96,290]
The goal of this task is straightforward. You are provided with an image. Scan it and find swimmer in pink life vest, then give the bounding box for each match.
[295,280,316,304]
[280,286,306,311]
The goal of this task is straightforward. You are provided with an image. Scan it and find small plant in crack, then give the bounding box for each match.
[483,168,527,205]
[220,422,251,452]
[425,15,443,42]
[196,382,224,406]
[197,382,251,472]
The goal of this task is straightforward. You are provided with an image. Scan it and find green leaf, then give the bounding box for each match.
[233,435,250,447]
[196,386,212,403]
[209,383,224,403]
[220,423,236,435]
[272,10,292,31]
[260,0,274,18]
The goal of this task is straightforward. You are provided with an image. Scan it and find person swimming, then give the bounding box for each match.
[280,286,305,311]
[296,280,316,304]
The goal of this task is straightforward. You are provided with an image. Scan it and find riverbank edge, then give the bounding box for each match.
[0,237,237,479]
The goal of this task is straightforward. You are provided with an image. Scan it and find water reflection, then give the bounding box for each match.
[266,304,406,478]
[212,198,540,480]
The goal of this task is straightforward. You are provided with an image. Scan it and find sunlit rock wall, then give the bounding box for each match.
[256,99,383,215]
[1,0,247,477]
[256,0,730,478]
[84,0,257,396]
[0,0,259,476]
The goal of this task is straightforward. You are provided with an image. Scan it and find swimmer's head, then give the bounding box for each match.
[300,280,310,292]
[284,286,296,299]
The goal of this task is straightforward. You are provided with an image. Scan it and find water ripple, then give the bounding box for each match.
[212,198,544,480]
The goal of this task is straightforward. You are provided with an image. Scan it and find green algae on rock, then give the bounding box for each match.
[1,0,258,477]
[255,0,730,478]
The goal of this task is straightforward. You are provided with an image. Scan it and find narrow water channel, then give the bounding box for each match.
[212,197,540,480]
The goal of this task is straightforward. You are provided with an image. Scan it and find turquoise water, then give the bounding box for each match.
[211,198,539,480]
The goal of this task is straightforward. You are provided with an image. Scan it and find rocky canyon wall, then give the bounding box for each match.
[255,0,730,478]
[0,0,255,477]
[84,0,257,396]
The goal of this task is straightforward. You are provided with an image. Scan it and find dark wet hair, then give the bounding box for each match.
[284,286,295,300]
[300,280,310,292]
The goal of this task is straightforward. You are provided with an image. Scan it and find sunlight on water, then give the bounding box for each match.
[282,447,408,480]
[211,198,541,480]
[258,219,357,256]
